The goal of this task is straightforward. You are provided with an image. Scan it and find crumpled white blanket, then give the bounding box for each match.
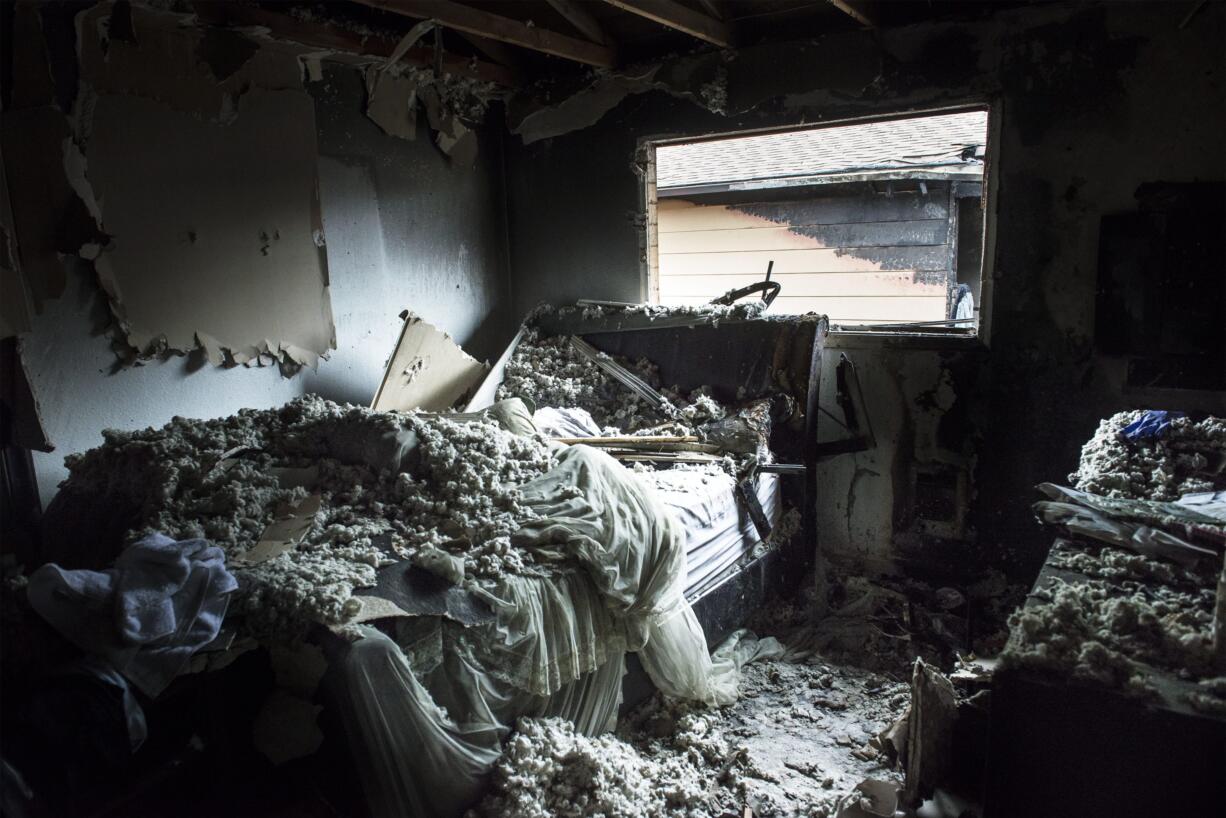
[27,532,238,697]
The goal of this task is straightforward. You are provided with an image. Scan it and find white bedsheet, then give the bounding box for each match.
[641,468,781,600]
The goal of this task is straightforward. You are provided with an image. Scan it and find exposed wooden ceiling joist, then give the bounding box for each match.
[602,0,733,47]
[545,0,611,45]
[351,0,618,67]
[191,1,519,85]
[459,32,527,71]
[828,0,877,29]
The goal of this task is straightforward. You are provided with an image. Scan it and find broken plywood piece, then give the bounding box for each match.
[86,89,335,369]
[372,311,488,413]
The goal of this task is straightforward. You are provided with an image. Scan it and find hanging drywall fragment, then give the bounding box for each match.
[365,67,418,141]
[300,52,330,84]
[436,123,479,167]
[371,311,489,412]
[510,66,660,144]
[85,89,335,369]
[61,137,102,226]
[195,331,227,367]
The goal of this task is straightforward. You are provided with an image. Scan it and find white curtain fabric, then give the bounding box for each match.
[333,445,765,817]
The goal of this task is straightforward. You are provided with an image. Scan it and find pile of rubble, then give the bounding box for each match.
[53,396,557,638]
[474,651,909,818]
[1070,411,1226,500]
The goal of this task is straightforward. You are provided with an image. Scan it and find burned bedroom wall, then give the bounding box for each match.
[502,1,1226,577]
[4,2,513,505]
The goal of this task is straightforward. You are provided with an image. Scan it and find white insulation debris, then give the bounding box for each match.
[1003,542,1219,696]
[473,655,908,818]
[1069,411,1226,500]
[497,327,728,435]
[59,396,555,638]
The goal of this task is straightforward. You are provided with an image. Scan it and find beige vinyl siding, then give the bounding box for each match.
[656,192,954,325]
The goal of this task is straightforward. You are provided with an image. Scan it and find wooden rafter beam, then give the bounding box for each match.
[602,0,733,47]
[545,0,611,45]
[828,0,877,29]
[350,0,617,67]
[458,32,526,71]
[191,2,519,85]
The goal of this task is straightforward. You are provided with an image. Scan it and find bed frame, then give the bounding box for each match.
[467,309,830,648]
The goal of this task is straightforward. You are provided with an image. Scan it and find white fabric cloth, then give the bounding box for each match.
[532,406,602,438]
[27,532,237,697]
[336,444,757,818]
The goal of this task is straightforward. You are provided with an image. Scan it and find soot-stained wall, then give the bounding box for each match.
[504,2,1226,577]
[17,32,512,505]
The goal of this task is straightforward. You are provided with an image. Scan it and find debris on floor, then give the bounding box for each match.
[42,396,558,639]
[474,647,910,818]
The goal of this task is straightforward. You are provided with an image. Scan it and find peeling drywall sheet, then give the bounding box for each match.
[372,311,489,412]
[510,66,661,144]
[85,89,335,368]
[365,68,419,141]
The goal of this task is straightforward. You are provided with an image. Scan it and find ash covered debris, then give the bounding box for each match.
[1002,539,1221,703]
[498,327,737,437]
[50,396,556,638]
[1070,411,1226,500]
[473,647,909,818]
[528,300,772,324]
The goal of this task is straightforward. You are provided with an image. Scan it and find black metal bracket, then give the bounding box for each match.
[709,260,781,308]
[814,353,876,460]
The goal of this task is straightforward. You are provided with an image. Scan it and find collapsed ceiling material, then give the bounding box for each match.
[44,395,556,640]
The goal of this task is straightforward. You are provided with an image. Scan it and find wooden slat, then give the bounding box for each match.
[603,0,733,46]
[658,219,948,252]
[546,0,611,44]
[353,0,617,67]
[660,246,949,275]
[657,194,950,232]
[192,2,517,85]
[659,294,947,322]
[659,272,946,299]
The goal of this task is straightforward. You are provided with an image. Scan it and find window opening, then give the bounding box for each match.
[647,108,991,333]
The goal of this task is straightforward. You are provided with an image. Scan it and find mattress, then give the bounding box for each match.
[642,467,782,601]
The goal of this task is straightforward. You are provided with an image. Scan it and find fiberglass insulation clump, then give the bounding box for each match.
[1069,411,1226,500]
[57,396,557,639]
[496,327,728,435]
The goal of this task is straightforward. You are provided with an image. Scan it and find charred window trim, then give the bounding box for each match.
[637,102,999,349]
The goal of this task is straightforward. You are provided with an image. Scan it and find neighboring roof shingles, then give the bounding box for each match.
[656,110,988,189]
